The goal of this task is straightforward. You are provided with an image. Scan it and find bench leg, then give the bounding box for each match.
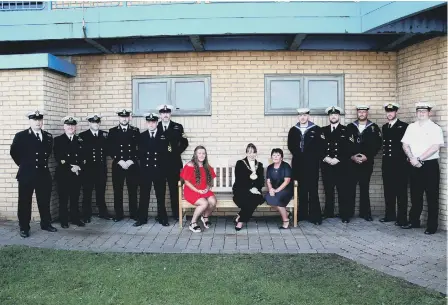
[293,181,298,227]
[178,184,183,229]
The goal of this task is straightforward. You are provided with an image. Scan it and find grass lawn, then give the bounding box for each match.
[0,246,445,305]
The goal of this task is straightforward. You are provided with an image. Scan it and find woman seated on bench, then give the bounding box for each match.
[180,145,217,233]
[265,148,294,229]
[232,143,265,231]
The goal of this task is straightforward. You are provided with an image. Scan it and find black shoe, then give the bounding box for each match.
[98,214,112,220]
[395,221,406,226]
[155,216,160,222]
[130,215,138,221]
[19,230,29,238]
[311,220,322,225]
[401,223,420,229]
[323,214,334,219]
[342,219,350,224]
[364,216,373,222]
[379,218,394,223]
[61,223,69,229]
[158,219,170,226]
[424,229,436,235]
[71,220,85,227]
[41,225,57,233]
[83,218,91,224]
[113,217,123,222]
[133,220,146,227]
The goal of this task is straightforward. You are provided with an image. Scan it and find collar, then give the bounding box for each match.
[31,128,41,136]
[418,119,432,127]
[353,120,373,129]
[162,121,170,127]
[65,133,74,139]
[90,129,98,136]
[294,121,316,131]
[149,129,157,136]
[331,123,339,129]
[119,124,128,130]
[388,119,398,127]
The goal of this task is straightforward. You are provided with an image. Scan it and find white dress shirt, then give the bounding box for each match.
[32,130,42,141]
[401,120,444,160]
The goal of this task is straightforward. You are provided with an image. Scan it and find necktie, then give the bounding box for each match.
[122,128,126,132]
[94,133,97,137]
[332,126,335,132]
[36,133,41,141]
[164,126,167,132]
[389,123,392,128]
[151,132,154,138]
[70,136,72,141]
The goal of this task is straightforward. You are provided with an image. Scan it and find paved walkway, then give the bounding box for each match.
[0,217,446,294]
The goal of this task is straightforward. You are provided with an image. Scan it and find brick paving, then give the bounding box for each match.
[0,216,446,294]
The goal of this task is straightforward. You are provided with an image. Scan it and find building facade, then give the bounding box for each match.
[0,1,446,228]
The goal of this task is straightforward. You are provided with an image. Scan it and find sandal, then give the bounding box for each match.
[233,214,240,224]
[279,220,290,230]
[189,222,201,233]
[201,216,212,229]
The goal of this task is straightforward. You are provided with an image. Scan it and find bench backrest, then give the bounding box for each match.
[182,158,292,193]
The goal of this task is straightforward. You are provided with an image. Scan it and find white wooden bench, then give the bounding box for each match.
[178,158,298,228]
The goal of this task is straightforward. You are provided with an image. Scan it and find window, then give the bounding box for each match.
[265,75,344,115]
[0,1,45,11]
[132,76,211,116]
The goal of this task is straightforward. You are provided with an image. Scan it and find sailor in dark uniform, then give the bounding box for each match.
[346,105,382,221]
[134,113,170,227]
[79,114,111,222]
[380,103,409,226]
[53,116,85,228]
[10,110,57,237]
[157,104,189,221]
[321,106,351,223]
[287,108,324,225]
[107,109,140,222]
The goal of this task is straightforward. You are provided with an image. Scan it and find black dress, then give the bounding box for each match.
[265,162,294,207]
[232,158,265,222]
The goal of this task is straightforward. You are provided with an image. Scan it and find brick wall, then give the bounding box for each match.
[397,36,447,229]
[68,50,397,217]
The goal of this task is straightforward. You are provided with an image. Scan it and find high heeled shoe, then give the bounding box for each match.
[235,222,244,231]
[279,220,290,230]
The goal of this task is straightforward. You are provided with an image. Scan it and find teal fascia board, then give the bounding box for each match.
[0,2,361,40]
[0,1,445,41]
[0,54,76,77]
[361,1,446,32]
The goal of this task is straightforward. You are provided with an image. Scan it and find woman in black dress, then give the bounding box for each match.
[232,143,265,231]
[265,148,294,229]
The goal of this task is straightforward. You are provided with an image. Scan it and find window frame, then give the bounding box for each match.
[132,75,212,117]
[264,74,345,115]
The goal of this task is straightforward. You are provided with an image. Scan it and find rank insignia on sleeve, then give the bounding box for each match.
[349,136,354,143]
[78,137,83,142]
[84,160,86,164]
[168,144,172,152]
[61,160,65,164]
[321,134,325,139]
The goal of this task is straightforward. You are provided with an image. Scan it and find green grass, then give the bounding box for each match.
[0,246,445,305]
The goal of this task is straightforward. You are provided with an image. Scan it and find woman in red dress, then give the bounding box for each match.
[180,146,217,233]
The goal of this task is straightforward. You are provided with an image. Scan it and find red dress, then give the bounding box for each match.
[180,164,216,205]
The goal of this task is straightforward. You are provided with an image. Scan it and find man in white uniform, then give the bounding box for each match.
[401,102,444,234]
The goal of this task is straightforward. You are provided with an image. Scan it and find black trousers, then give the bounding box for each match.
[164,169,180,218]
[57,171,82,225]
[347,161,373,218]
[321,162,347,218]
[138,173,167,222]
[296,162,321,222]
[112,162,139,218]
[234,192,264,222]
[17,172,52,231]
[82,164,108,219]
[382,159,409,224]
[409,159,440,231]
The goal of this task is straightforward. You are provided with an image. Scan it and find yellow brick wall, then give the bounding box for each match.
[0,69,69,221]
[397,36,447,229]
[69,50,397,217]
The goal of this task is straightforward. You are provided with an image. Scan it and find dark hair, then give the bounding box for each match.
[246,143,257,154]
[270,148,284,158]
[191,146,213,187]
